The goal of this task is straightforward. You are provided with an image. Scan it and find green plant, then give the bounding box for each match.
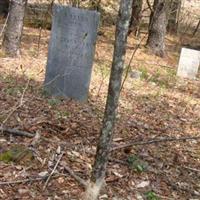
[127,155,148,172]
[149,70,161,84]
[96,63,111,78]
[48,98,62,106]
[4,85,24,96]
[55,110,70,119]
[0,146,34,164]
[145,191,160,200]
[147,68,177,88]
[40,88,49,98]
[139,66,149,80]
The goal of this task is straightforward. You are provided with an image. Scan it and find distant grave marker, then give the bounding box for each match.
[177,47,200,79]
[44,5,100,101]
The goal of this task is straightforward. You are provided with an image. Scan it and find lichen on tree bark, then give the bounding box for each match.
[146,0,169,57]
[2,0,27,57]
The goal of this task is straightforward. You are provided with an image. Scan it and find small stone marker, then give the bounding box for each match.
[44,5,100,101]
[177,47,200,79]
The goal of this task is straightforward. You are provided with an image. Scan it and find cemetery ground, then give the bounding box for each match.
[0,25,200,200]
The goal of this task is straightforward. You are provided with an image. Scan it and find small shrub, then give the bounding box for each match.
[139,66,149,80]
[127,155,148,173]
[145,191,160,200]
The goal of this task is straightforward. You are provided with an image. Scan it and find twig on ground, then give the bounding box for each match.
[156,194,175,200]
[183,166,200,173]
[164,176,200,197]
[0,126,35,138]
[0,173,66,186]
[1,79,30,126]
[43,152,64,190]
[0,13,9,39]
[0,177,46,186]
[108,158,128,166]
[63,165,87,188]
[111,135,200,151]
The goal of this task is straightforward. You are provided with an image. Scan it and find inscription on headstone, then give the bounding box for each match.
[177,48,200,79]
[44,5,100,101]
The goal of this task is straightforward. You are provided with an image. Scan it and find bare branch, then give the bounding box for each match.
[43,152,64,190]
[0,126,35,138]
[111,135,200,151]
[146,0,153,12]
[120,35,147,92]
[63,165,87,188]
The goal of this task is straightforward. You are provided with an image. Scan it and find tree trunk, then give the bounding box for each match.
[146,0,169,57]
[2,0,27,57]
[167,0,181,34]
[193,19,200,37]
[129,0,143,36]
[89,0,101,11]
[83,0,133,199]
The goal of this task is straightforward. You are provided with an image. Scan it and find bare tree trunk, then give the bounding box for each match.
[2,0,27,57]
[146,0,169,57]
[193,19,200,37]
[83,0,133,199]
[89,0,101,11]
[129,0,143,36]
[167,0,181,34]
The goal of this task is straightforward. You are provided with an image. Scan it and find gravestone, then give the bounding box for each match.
[177,47,200,79]
[44,5,100,101]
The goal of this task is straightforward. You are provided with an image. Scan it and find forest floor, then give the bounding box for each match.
[0,24,200,200]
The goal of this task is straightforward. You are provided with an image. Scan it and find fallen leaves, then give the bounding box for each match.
[0,21,200,200]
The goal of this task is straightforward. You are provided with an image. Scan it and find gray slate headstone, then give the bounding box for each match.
[177,47,200,79]
[44,5,100,101]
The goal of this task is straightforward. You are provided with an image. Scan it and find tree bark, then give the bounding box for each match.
[83,0,133,199]
[2,0,27,57]
[146,0,169,57]
[129,0,143,36]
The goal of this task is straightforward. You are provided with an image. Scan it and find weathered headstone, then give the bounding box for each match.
[177,47,200,79]
[44,5,100,101]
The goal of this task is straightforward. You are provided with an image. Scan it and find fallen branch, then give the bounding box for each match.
[183,166,200,173]
[63,165,87,189]
[111,135,200,151]
[108,158,128,166]
[0,176,46,186]
[0,174,65,186]
[43,152,64,190]
[2,79,30,125]
[0,126,35,138]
